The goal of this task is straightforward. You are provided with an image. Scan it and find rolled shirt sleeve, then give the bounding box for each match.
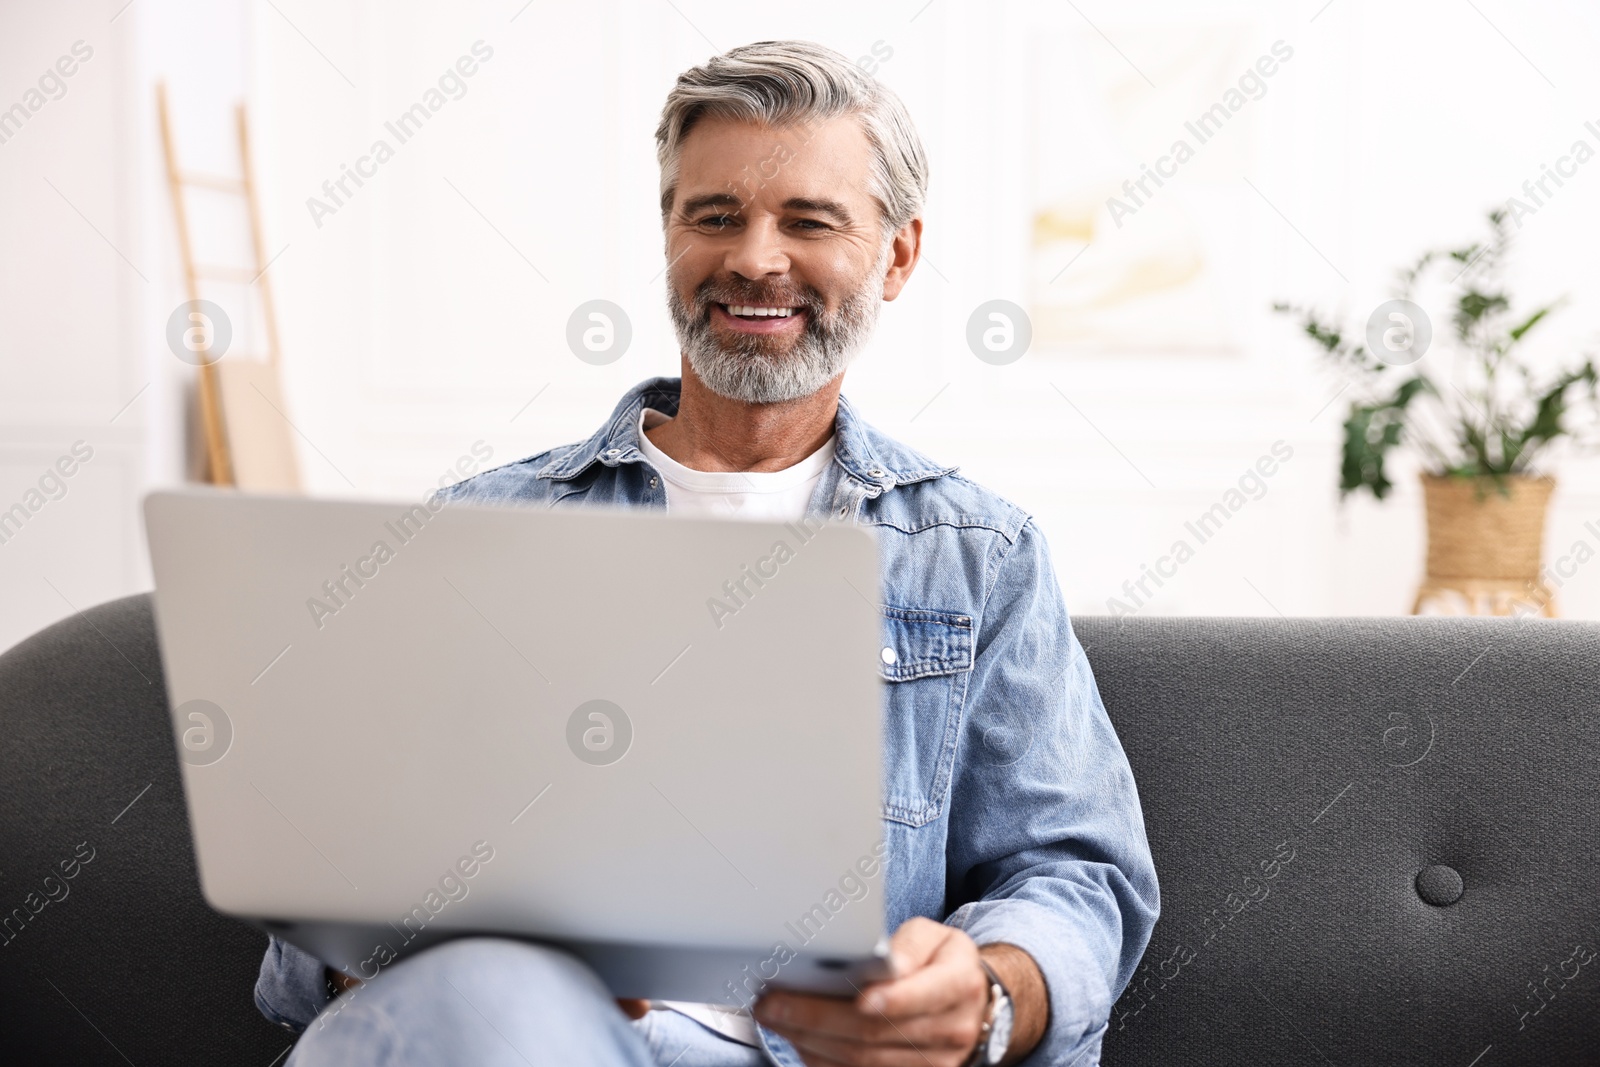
[255,934,332,1033]
[943,519,1160,1065]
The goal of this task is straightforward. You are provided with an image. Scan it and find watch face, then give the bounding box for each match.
[986,991,1013,1065]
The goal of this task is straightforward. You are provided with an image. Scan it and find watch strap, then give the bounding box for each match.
[964,958,1010,1067]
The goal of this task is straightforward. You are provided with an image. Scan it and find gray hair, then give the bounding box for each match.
[655,40,929,235]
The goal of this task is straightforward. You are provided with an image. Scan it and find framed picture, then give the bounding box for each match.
[1028,17,1283,356]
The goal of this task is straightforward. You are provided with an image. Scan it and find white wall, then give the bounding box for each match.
[5,0,1600,652]
[0,0,253,651]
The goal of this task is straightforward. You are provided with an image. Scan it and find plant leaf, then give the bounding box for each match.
[1507,303,1558,344]
[1513,360,1599,465]
[1337,376,1431,499]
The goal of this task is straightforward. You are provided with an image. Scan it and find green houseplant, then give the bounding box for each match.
[1276,210,1598,614]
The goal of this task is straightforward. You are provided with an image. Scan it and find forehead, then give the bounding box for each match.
[673,113,876,208]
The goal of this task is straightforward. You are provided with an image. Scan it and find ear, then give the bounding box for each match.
[880,217,922,302]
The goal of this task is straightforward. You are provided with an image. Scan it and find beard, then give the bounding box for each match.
[667,239,892,405]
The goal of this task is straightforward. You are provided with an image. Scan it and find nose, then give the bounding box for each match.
[723,214,790,281]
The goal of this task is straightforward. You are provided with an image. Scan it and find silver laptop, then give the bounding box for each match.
[143,488,891,1003]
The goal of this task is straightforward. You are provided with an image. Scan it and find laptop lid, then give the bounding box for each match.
[143,488,888,999]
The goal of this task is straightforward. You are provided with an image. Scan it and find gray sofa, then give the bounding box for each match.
[1,594,1595,1064]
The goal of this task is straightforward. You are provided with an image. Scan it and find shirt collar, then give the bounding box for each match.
[537,376,957,491]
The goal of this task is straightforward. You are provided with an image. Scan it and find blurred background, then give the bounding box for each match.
[5,0,1600,652]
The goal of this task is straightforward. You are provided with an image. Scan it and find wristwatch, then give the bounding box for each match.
[967,958,1013,1066]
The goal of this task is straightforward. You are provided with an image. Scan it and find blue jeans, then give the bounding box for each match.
[286,938,768,1066]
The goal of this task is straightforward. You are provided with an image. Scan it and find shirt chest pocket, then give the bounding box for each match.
[879,605,973,827]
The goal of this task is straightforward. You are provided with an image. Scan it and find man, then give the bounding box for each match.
[257,40,1158,1067]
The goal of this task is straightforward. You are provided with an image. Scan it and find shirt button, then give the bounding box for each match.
[868,469,884,477]
[838,505,849,517]
[606,448,622,457]
[880,646,897,665]
[649,477,658,488]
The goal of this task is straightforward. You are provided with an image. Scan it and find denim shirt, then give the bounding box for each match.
[255,376,1159,1066]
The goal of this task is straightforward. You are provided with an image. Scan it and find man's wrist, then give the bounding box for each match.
[976,943,1048,1066]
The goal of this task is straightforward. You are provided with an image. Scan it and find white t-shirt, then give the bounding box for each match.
[636,406,834,1045]
[636,407,834,523]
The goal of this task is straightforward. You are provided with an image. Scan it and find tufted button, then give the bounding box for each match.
[1415,864,1464,906]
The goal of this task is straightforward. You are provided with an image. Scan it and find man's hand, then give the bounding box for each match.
[753,917,1045,1067]
[327,967,362,994]
[615,998,651,1019]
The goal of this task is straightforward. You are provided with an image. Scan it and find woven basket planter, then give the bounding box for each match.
[1413,474,1556,615]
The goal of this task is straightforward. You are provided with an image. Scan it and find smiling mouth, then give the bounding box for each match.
[710,302,808,334]
[718,303,801,320]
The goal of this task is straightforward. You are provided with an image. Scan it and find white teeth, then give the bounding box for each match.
[726,305,795,318]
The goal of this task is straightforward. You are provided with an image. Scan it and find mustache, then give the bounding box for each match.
[693,279,820,312]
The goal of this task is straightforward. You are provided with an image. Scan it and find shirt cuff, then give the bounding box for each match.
[254,934,332,1034]
[946,899,1111,1067]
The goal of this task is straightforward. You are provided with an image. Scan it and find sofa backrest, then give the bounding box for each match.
[1079,615,1600,1066]
[0,594,288,1065]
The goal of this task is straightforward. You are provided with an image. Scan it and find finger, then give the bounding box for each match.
[862,960,982,1021]
[756,991,873,1041]
[758,988,977,1052]
[862,932,983,1019]
[844,917,963,1019]
[883,915,950,975]
[772,1008,979,1056]
[614,998,651,1020]
[852,969,986,1054]
[774,1016,976,1067]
